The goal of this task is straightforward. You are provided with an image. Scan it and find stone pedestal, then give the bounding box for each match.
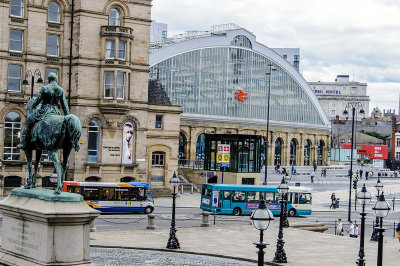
[0,188,99,265]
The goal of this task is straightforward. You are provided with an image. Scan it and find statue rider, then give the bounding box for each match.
[17,72,70,150]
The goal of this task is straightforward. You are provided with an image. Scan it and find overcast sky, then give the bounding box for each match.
[152,0,400,114]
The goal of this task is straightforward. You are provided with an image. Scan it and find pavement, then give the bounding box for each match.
[90,181,400,265]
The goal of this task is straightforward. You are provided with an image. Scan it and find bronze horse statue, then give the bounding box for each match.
[18,73,81,194]
[21,97,81,194]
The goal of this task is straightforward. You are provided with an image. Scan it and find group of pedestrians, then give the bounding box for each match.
[336,219,359,238]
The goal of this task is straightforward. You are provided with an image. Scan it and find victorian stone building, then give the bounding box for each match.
[0,0,181,195]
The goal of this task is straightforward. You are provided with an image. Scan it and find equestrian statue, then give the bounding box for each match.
[17,72,82,194]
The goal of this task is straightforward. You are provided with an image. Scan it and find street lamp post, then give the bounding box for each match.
[166,172,180,249]
[356,184,371,266]
[273,177,288,263]
[343,102,365,221]
[251,195,274,266]
[371,177,383,241]
[23,69,43,98]
[264,63,276,185]
[372,192,391,266]
[282,174,291,228]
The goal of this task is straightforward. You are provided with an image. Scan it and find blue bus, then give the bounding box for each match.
[200,183,312,216]
[63,181,155,213]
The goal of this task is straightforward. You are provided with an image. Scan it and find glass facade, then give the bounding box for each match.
[203,134,262,173]
[149,44,325,125]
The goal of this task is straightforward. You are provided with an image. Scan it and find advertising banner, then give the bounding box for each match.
[342,144,388,160]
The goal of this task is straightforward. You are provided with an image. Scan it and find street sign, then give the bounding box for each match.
[217,144,230,167]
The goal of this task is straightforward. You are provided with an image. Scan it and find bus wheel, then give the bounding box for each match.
[144,206,154,214]
[288,208,296,217]
[233,208,242,216]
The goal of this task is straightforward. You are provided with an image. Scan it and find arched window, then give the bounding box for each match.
[48,2,61,23]
[196,134,205,160]
[274,138,282,166]
[109,8,120,26]
[10,0,24,17]
[4,112,21,161]
[231,35,252,49]
[304,140,311,166]
[290,139,297,166]
[318,140,325,166]
[179,132,187,164]
[87,120,99,162]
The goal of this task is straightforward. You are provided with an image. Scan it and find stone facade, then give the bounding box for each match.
[0,0,181,195]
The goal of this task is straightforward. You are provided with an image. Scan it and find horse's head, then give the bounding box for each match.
[26,96,37,116]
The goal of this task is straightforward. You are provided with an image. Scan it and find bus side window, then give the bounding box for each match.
[138,188,145,201]
[288,192,294,203]
[67,185,74,193]
[99,187,115,201]
[274,193,280,203]
[115,188,130,201]
[130,187,139,201]
[74,186,82,195]
[261,192,274,203]
[232,191,245,202]
[223,191,231,200]
[293,193,299,204]
[247,191,259,203]
[83,188,99,200]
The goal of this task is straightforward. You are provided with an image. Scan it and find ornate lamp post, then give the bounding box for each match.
[372,192,390,266]
[263,63,276,185]
[166,172,180,249]
[23,69,43,98]
[250,195,274,266]
[343,102,365,221]
[356,184,371,266]
[273,177,288,263]
[371,177,383,241]
[282,174,291,228]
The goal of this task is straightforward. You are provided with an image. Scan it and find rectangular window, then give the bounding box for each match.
[11,0,24,17]
[105,40,115,59]
[10,29,23,52]
[118,41,126,60]
[83,188,99,200]
[45,68,58,84]
[8,64,21,92]
[396,138,400,147]
[232,191,246,202]
[116,72,125,99]
[396,152,400,160]
[246,191,259,203]
[155,115,163,129]
[99,187,115,201]
[104,71,114,98]
[223,191,231,200]
[47,34,59,56]
[152,152,164,166]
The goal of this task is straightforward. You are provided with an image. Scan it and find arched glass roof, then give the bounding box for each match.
[149,28,330,129]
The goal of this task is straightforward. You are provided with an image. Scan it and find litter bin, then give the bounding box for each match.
[335,199,339,208]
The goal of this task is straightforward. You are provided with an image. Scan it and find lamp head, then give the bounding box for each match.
[169,172,180,188]
[357,183,371,205]
[250,194,274,230]
[373,192,390,218]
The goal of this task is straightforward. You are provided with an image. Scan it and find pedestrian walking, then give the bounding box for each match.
[323,168,327,177]
[359,169,363,179]
[337,218,344,236]
[313,160,317,172]
[396,217,400,251]
[330,193,336,209]
[356,170,360,179]
[354,223,359,238]
[346,221,355,238]
[310,171,315,183]
[365,171,369,180]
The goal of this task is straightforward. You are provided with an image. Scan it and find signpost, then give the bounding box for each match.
[217,144,230,184]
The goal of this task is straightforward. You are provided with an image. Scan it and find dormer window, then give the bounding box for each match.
[10,0,24,18]
[109,8,120,26]
[48,2,60,23]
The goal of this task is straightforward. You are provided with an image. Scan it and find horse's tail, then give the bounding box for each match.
[64,114,82,152]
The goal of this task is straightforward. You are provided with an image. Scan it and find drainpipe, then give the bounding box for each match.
[68,0,75,107]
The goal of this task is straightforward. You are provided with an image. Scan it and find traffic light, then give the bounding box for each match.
[353,179,358,189]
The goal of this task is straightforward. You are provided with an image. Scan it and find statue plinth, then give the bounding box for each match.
[0,188,99,265]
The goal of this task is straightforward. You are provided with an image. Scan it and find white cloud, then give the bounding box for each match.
[152,0,400,113]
